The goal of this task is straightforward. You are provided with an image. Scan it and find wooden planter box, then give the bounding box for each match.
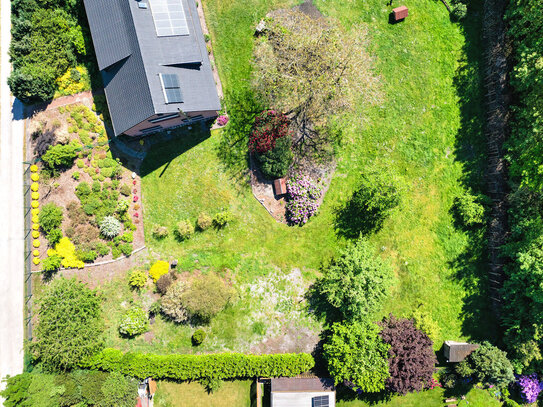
[392,5,409,21]
[273,178,287,196]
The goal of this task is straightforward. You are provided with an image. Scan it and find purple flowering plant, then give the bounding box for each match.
[517,374,543,404]
[285,173,323,226]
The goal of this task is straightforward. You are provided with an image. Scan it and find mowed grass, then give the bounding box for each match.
[142,0,491,353]
[154,380,252,407]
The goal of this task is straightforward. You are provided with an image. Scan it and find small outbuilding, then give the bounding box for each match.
[271,377,336,407]
[443,340,479,363]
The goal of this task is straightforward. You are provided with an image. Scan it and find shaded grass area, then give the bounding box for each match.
[154,380,252,407]
[141,0,492,353]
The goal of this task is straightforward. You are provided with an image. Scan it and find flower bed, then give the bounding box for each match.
[29,102,144,271]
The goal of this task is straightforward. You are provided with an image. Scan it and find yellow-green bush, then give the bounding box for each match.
[33,249,40,257]
[32,215,39,224]
[32,223,39,230]
[33,258,40,265]
[55,66,90,97]
[33,240,40,248]
[31,208,39,216]
[31,182,39,192]
[32,192,39,200]
[31,173,39,182]
[32,231,39,239]
[30,165,38,172]
[31,201,39,208]
[149,261,169,282]
[49,237,84,269]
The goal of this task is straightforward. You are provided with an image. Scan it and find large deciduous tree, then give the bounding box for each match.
[252,9,380,147]
[323,321,390,393]
[378,314,437,395]
[32,277,104,371]
[315,238,394,321]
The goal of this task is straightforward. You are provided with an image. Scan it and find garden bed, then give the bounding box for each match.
[28,102,144,272]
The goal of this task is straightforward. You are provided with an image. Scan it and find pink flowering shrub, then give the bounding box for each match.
[517,374,543,404]
[217,115,229,126]
[133,196,139,202]
[133,180,137,185]
[285,173,322,226]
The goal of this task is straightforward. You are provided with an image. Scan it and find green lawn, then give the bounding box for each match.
[154,380,252,407]
[141,0,492,352]
[153,381,501,407]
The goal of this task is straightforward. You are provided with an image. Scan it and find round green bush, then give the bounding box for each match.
[175,220,194,241]
[212,211,233,229]
[46,228,63,246]
[256,135,293,179]
[39,203,63,235]
[128,270,147,290]
[196,213,212,231]
[152,225,169,239]
[192,329,206,346]
[99,216,121,239]
[118,306,149,337]
[451,3,467,21]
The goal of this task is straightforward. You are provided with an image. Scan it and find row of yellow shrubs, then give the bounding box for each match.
[30,165,40,265]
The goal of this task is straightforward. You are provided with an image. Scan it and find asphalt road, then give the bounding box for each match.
[0,0,25,401]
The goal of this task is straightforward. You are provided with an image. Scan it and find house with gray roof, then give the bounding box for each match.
[83,0,221,137]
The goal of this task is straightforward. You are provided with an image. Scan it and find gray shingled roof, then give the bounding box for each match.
[83,0,220,136]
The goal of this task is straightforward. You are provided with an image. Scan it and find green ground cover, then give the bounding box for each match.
[141,0,491,353]
[154,380,252,407]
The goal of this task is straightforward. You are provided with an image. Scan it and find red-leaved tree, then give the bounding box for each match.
[248,110,290,154]
[378,314,437,395]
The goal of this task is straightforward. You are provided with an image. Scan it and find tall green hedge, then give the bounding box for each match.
[82,348,314,380]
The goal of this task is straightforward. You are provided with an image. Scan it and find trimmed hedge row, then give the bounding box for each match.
[82,348,314,380]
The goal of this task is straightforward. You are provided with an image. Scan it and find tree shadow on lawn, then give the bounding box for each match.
[449,0,499,344]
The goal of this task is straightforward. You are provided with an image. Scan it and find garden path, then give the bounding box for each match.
[0,0,25,398]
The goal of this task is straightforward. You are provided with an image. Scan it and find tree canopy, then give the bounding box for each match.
[252,9,380,146]
[378,314,437,395]
[32,277,104,371]
[323,321,390,393]
[315,238,394,321]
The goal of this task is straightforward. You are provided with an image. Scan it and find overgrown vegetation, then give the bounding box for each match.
[8,0,93,102]
[32,278,104,371]
[502,0,543,373]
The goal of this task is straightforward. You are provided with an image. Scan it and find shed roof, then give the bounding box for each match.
[444,341,480,363]
[271,378,335,393]
[83,0,220,136]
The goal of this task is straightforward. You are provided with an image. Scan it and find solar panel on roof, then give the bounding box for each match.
[160,73,183,103]
[312,395,329,407]
[150,0,189,37]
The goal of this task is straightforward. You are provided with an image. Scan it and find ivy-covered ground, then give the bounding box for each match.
[141,0,492,357]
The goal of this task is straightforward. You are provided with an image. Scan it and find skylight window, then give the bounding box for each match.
[159,73,183,103]
[150,0,189,37]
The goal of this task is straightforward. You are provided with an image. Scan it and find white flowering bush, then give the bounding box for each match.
[99,216,121,238]
[118,306,149,337]
[285,173,323,226]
